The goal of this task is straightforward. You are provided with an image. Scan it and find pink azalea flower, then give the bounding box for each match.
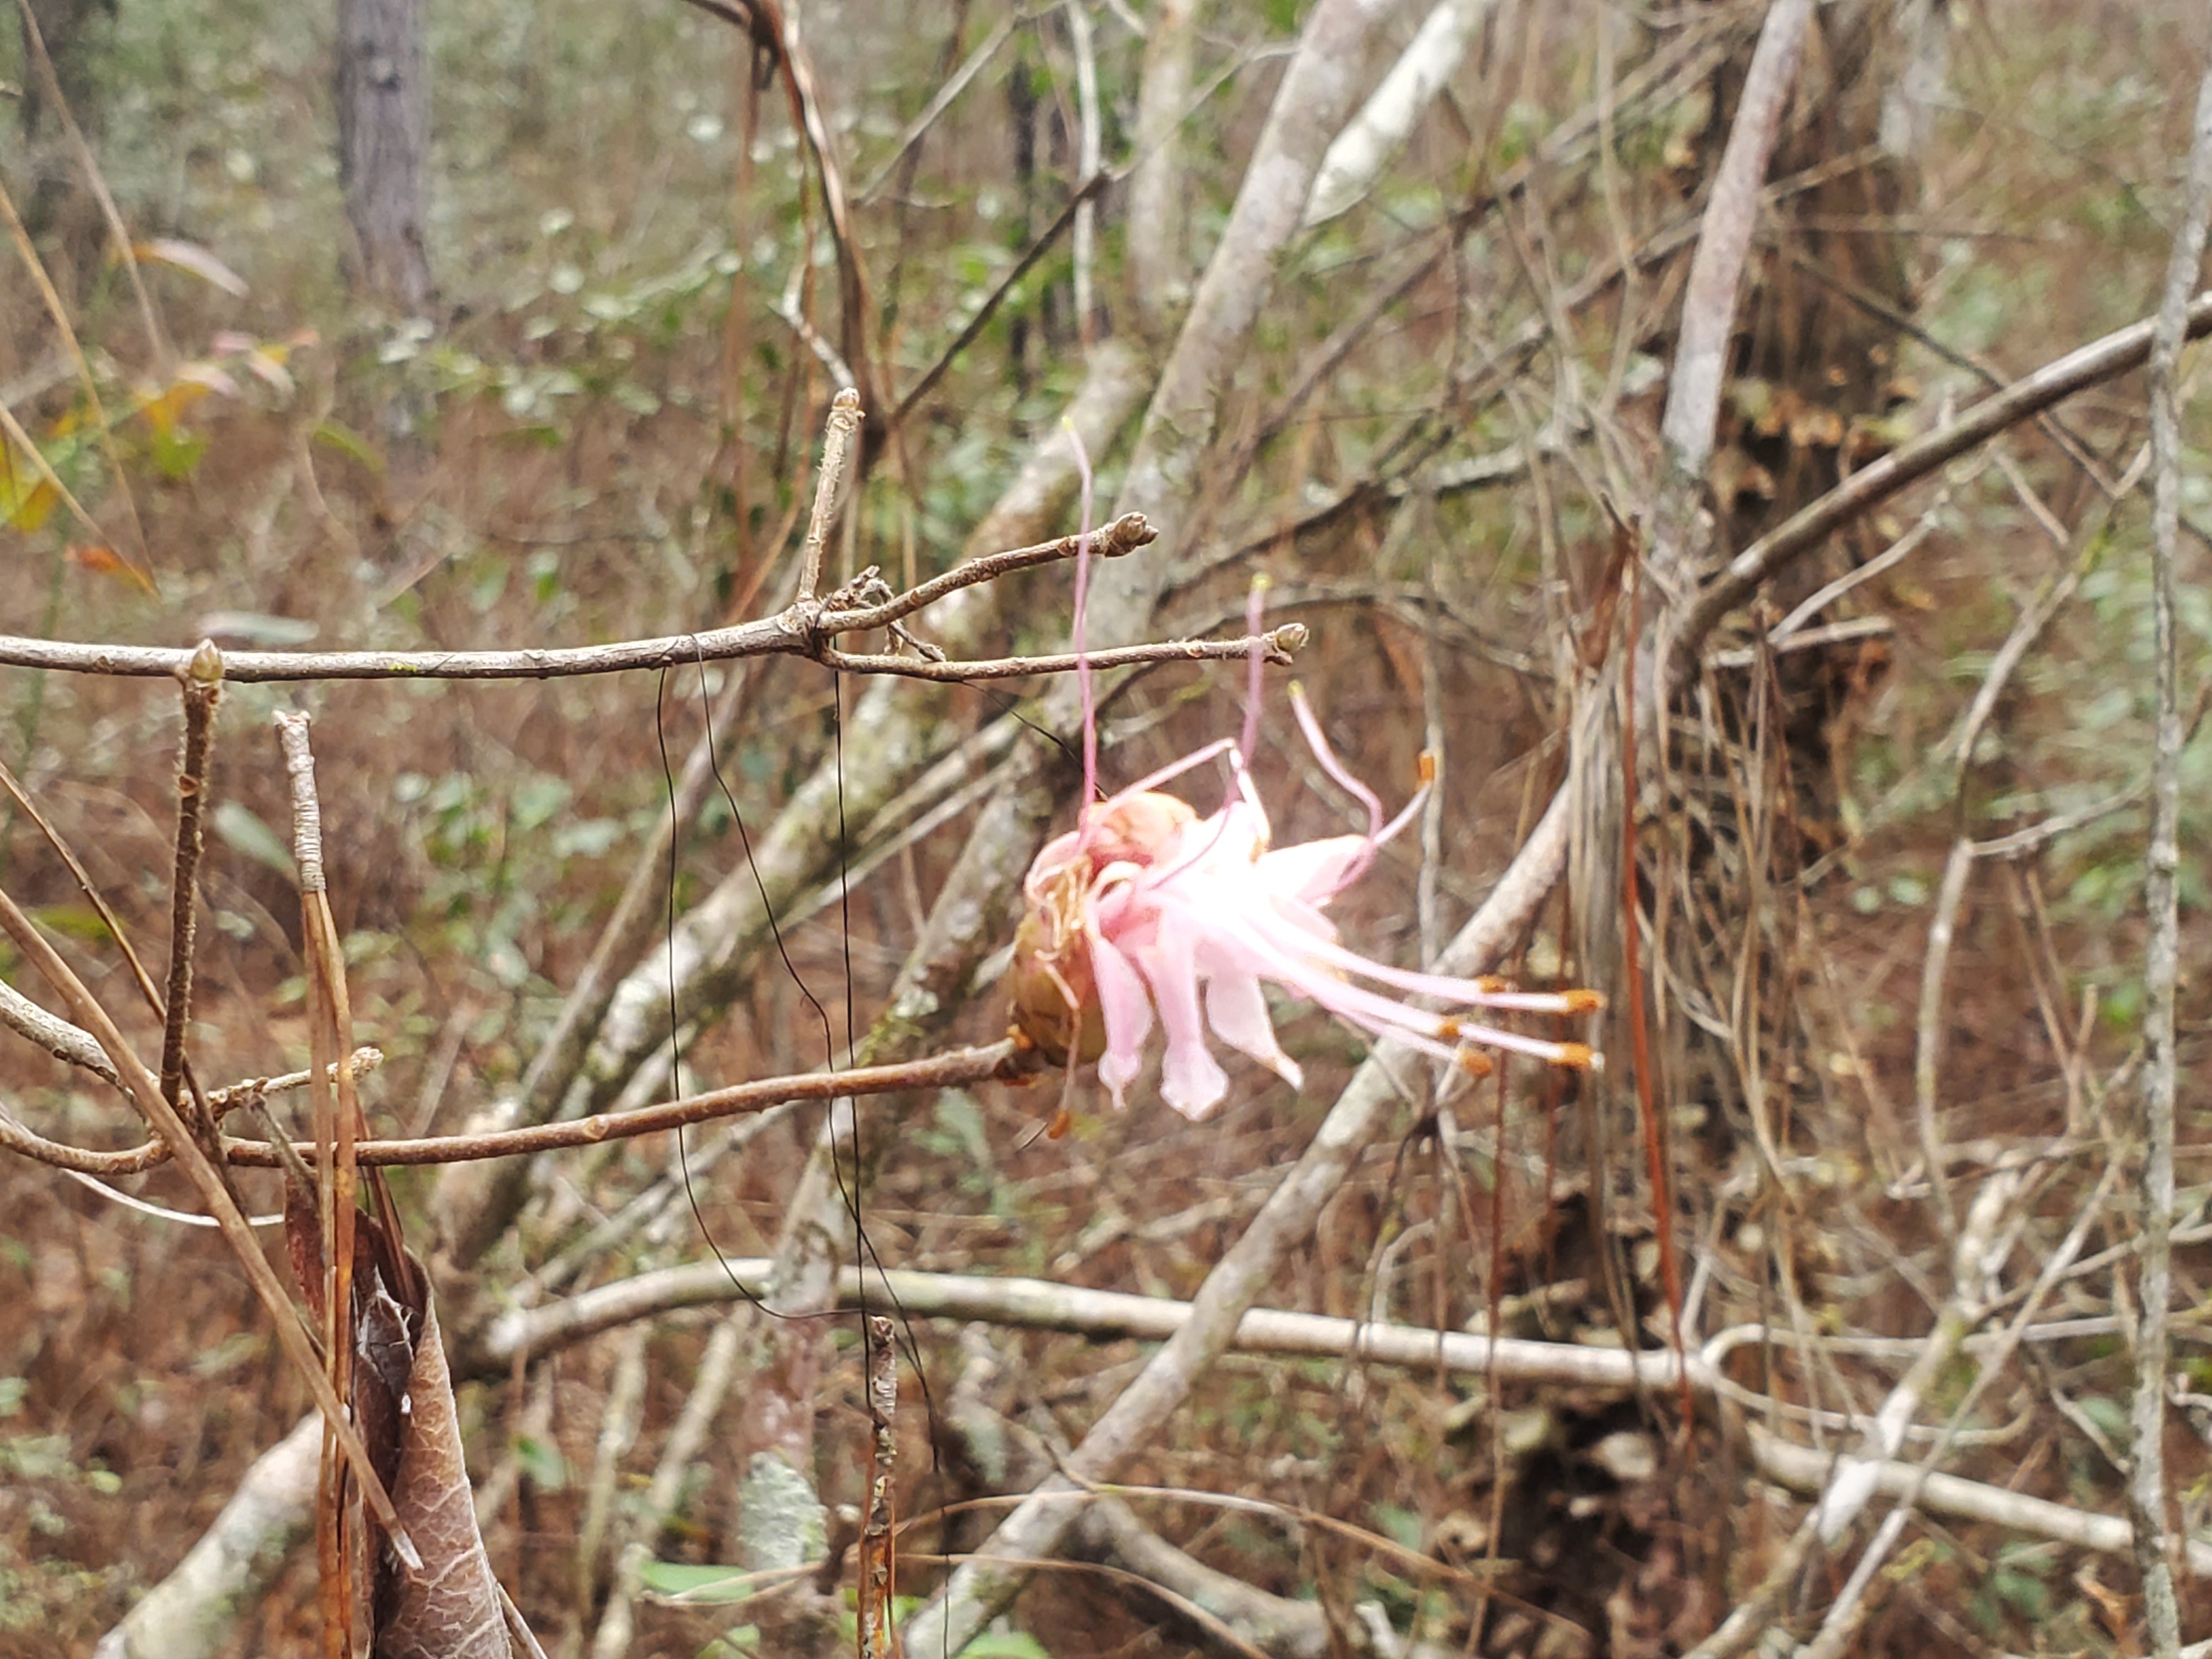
[1010,561,1600,1121]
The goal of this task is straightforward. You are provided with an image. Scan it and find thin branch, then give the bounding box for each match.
[888,168,1113,430]
[855,11,1022,202]
[160,644,222,1119]
[475,1256,2212,1581]
[817,624,1305,681]
[837,511,1154,630]
[2,1041,1025,1178]
[1671,288,2212,683]
[0,1047,383,1176]
[2132,52,2212,1659]
[1910,839,1973,1239]
[0,975,116,1083]
[588,1302,753,1659]
[227,1040,1033,1169]
[0,511,1163,682]
[0,97,156,584]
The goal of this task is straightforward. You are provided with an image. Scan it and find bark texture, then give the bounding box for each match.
[335,0,433,310]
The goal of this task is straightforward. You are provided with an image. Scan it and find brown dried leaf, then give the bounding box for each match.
[373,1281,518,1659]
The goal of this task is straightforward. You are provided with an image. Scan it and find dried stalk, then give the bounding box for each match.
[796,387,864,603]
[0,883,417,1565]
[273,709,365,1659]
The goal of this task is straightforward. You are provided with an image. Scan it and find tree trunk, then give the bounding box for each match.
[335,0,432,311]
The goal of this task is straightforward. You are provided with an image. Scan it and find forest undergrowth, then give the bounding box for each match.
[6,1,2212,1655]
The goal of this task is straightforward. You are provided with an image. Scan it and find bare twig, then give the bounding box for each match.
[1910,839,1973,1239]
[0,975,116,1083]
[0,511,1156,681]
[0,1051,386,1177]
[888,168,1114,429]
[7,0,168,368]
[161,644,222,1126]
[797,387,864,604]
[228,1040,1032,1169]
[859,1314,899,1659]
[0,95,155,585]
[855,11,1022,202]
[2130,52,2212,1659]
[588,1304,753,1659]
[476,1256,2212,1581]
[573,1327,649,1620]
[1672,288,2212,680]
[817,623,1305,681]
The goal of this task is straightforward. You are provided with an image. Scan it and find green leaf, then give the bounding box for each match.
[635,1561,754,1602]
[511,775,572,833]
[511,1434,569,1491]
[27,904,112,941]
[212,800,297,879]
[148,424,211,481]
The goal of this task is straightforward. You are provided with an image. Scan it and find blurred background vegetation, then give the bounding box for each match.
[5,0,2212,1654]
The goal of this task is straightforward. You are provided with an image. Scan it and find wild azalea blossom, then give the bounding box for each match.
[1010,565,1600,1122]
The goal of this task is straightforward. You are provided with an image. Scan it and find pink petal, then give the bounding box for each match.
[1089,934,1154,1110]
[1133,928,1229,1120]
[1254,835,1370,909]
[1199,958,1302,1090]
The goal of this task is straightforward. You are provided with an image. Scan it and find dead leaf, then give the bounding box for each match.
[132,238,250,297]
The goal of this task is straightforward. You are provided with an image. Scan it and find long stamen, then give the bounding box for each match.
[1203,895,1602,1069]
[1373,758,1433,849]
[1288,682,1384,841]
[1286,681,1392,892]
